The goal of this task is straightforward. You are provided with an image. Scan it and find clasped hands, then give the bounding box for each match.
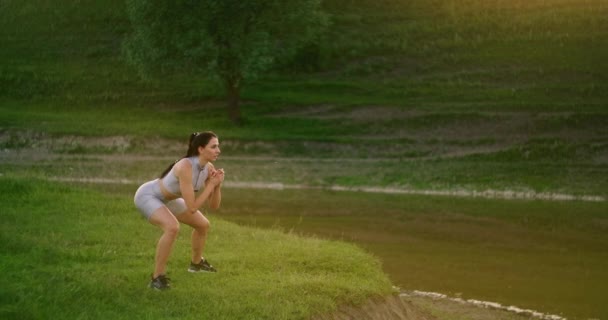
[209,168,225,186]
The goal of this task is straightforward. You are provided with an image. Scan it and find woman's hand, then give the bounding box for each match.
[210,168,225,186]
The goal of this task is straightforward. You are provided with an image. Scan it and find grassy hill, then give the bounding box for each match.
[2,0,607,109]
[1,1,608,319]
[0,176,396,319]
[1,0,607,197]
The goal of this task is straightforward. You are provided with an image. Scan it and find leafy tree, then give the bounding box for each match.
[123,0,328,124]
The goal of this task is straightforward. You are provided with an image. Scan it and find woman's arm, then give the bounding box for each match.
[206,164,223,210]
[208,171,223,210]
[176,160,221,214]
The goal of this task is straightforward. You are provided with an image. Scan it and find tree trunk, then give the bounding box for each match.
[225,77,242,125]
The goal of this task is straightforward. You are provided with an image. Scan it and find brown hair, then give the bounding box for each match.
[159,131,218,178]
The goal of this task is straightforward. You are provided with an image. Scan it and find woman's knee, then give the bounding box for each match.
[150,208,180,236]
[164,221,180,237]
[196,215,210,233]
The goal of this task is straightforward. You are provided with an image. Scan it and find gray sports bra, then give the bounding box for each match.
[161,156,209,195]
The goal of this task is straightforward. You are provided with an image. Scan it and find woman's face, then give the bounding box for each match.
[198,137,220,162]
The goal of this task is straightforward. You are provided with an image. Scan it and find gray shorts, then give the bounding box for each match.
[134,179,188,220]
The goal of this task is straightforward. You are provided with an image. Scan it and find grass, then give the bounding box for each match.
[2,0,607,110]
[1,0,608,319]
[0,176,393,319]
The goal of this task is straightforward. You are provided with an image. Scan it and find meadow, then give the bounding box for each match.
[1,0,607,319]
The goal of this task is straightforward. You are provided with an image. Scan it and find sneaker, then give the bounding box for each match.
[149,274,171,290]
[188,258,217,273]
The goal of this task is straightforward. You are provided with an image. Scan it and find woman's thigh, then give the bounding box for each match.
[167,199,209,229]
[176,209,209,230]
[149,206,180,230]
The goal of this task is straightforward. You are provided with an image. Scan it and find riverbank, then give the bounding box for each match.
[2,143,607,319]
[0,176,394,319]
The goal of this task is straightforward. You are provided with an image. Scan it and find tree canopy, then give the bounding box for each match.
[123,0,328,124]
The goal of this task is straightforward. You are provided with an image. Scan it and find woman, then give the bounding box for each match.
[134,131,225,290]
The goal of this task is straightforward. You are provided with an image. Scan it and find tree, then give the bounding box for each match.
[123,0,328,124]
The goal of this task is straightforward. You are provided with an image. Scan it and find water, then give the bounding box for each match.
[219,187,608,320]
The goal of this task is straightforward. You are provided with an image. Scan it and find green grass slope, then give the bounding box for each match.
[1,0,607,112]
[0,176,393,319]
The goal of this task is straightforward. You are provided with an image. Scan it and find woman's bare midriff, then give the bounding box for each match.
[158,179,180,201]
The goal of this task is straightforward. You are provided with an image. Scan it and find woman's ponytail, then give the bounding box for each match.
[159,131,217,178]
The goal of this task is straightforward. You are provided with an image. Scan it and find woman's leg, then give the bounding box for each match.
[176,210,210,264]
[148,206,180,277]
